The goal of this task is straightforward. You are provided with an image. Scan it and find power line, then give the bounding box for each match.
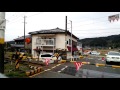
[72,27,120,31]
[73,19,114,27]
[7,12,28,24]
[7,18,23,25]
[73,14,120,27]
[27,12,43,18]
[6,12,26,20]
[7,12,43,25]
[74,31,120,34]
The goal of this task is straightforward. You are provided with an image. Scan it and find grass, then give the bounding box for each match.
[4,62,30,78]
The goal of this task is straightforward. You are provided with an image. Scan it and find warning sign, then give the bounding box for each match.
[74,62,83,71]
[0,38,4,44]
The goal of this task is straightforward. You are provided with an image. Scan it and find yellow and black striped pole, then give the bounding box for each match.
[0,12,6,73]
[15,53,23,70]
[15,59,20,70]
[54,53,59,63]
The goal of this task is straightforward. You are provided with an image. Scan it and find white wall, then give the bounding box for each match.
[32,34,39,57]
[55,34,65,49]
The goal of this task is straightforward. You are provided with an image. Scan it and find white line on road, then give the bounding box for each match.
[47,69,51,71]
[61,68,65,71]
[52,66,56,69]
[58,66,68,73]
[58,71,61,73]
[65,66,68,68]
[44,70,48,71]
[56,64,61,66]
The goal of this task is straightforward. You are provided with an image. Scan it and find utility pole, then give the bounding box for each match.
[70,20,72,61]
[65,16,67,60]
[24,16,27,52]
[0,12,6,73]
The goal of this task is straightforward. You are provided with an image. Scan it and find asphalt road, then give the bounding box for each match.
[31,55,120,78]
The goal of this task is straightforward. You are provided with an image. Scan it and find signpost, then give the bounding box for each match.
[108,14,119,22]
[74,62,83,71]
[0,12,6,73]
[45,58,50,66]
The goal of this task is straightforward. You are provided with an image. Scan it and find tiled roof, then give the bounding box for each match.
[29,27,65,34]
[28,27,79,40]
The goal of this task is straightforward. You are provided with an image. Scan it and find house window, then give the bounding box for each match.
[36,38,41,44]
[67,41,68,44]
[69,39,71,45]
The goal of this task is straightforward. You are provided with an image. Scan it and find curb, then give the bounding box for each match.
[82,62,90,65]
[26,65,44,77]
[112,65,120,68]
[58,60,66,63]
[70,61,76,62]
[25,71,31,76]
[96,63,105,67]
[83,62,120,68]
[28,64,62,78]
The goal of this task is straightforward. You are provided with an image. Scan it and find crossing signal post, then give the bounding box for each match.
[0,12,6,73]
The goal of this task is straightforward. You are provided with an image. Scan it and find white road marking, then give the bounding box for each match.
[58,66,68,72]
[58,71,61,73]
[52,66,56,69]
[44,70,47,71]
[65,66,68,68]
[30,63,62,77]
[56,64,61,66]
[61,68,65,71]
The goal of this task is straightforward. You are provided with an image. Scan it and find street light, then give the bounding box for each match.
[69,20,72,61]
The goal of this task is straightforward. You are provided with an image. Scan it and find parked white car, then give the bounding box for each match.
[83,51,91,55]
[39,53,57,63]
[106,51,120,64]
[90,51,100,55]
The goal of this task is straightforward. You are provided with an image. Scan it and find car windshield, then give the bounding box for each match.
[108,52,120,56]
[41,54,52,57]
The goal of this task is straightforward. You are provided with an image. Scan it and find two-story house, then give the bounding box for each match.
[28,27,80,59]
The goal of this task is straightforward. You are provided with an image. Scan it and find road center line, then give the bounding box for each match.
[52,66,56,69]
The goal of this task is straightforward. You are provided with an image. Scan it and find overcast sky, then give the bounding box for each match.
[5,12,120,41]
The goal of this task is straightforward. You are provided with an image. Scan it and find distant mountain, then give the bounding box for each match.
[79,34,120,49]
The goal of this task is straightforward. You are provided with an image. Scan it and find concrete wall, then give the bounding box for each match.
[55,34,65,49]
